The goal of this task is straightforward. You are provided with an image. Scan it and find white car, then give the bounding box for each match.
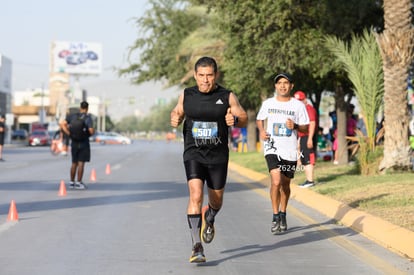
[95,132,132,145]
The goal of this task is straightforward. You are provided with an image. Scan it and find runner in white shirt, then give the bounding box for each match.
[256,73,309,234]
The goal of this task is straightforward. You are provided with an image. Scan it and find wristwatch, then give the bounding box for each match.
[233,116,239,126]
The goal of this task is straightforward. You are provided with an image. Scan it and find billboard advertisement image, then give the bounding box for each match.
[51,41,102,75]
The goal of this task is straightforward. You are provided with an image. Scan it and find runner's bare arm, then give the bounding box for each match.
[286,118,308,134]
[171,92,185,128]
[256,119,270,141]
[60,120,70,136]
[226,92,248,127]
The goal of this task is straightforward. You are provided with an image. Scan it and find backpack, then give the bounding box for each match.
[70,113,90,141]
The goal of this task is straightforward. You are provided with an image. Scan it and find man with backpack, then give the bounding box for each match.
[60,101,94,189]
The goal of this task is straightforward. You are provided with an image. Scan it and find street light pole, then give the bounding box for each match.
[40,83,45,125]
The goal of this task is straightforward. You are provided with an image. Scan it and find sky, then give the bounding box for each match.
[0,0,180,121]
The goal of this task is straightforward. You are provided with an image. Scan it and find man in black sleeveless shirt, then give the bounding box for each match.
[171,56,248,263]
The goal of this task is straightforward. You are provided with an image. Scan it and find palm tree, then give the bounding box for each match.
[326,29,384,174]
[326,29,384,149]
[375,0,414,171]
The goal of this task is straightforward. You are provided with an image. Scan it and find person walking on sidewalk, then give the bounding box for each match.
[256,73,309,235]
[171,56,248,263]
[60,101,94,190]
[294,90,317,188]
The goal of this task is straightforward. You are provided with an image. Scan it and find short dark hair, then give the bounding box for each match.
[80,101,89,109]
[194,56,218,73]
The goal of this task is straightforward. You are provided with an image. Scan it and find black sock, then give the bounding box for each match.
[206,204,220,224]
[273,213,280,221]
[279,211,286,217]
[187,214,201,244]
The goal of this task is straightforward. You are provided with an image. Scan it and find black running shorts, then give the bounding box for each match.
[184,160,228,190]
[265,154,297,179]
[299,136,315,165]
[71,141,91,163]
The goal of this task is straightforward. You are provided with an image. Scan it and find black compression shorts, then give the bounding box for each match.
[184,160,228,190]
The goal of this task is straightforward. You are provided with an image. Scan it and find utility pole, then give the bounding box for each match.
[40,83,45,125]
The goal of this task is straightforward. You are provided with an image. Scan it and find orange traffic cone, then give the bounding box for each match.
[105,164,111,175]
[7,200,19,222]
[58,180,67,197]
[90,168,97,182]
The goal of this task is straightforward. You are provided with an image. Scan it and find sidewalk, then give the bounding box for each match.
[4,141,27,148]
[228,162,414,260]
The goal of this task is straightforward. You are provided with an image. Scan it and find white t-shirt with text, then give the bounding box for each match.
[256,97,309,161]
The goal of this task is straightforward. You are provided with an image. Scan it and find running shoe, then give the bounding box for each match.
[271,215,281,234]
[189,242,206,263]
[74,182,87,190]
[201,205,215,243]
[299,180,315,188]
[280,213,288,232]
[68,181,75,189]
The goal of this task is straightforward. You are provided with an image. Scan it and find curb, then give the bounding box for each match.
[228,161,414,260]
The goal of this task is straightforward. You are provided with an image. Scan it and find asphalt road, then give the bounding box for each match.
[0,140,413,275]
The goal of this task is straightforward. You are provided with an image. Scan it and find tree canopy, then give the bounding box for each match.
[119,0,201,86]
[119,0,392,169]
[120,0,382,108]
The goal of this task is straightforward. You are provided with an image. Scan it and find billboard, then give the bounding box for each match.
[0,54,12,93]
[51,41,102,75]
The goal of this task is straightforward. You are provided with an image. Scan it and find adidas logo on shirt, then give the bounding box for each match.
[216,99,224,104]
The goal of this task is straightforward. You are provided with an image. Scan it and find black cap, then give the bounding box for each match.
[274,73,293,84]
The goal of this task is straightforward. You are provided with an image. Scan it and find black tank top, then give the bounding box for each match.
[183,85,230,164]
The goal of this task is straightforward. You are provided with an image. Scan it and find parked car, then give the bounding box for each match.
[95,132,132,145]
[11,129,29,141]
[29,129,51,146]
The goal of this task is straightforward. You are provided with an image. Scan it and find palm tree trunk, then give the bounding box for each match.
[380,51,412,170]
[375,0,414,171]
